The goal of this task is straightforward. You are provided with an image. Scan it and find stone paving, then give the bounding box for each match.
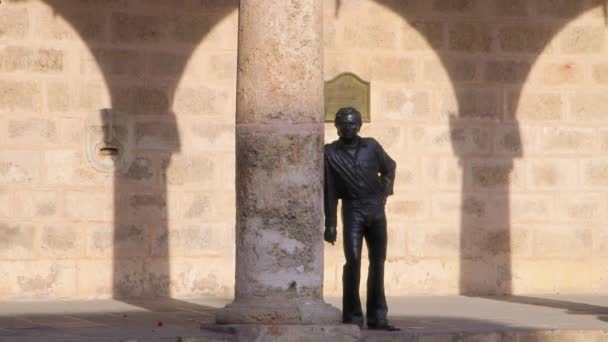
[0,296,607,341]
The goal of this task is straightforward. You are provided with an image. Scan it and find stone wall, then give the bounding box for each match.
[323,0,608,295]
[0,0,238,299]
[0,0,607,300]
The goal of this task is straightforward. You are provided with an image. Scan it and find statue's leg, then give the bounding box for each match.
[364,205,388,326]
[342,203,365,325]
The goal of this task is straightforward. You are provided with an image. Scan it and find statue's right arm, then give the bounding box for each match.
[324,150,338,244]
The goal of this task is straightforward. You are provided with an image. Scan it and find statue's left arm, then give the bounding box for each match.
[376,141,396,197]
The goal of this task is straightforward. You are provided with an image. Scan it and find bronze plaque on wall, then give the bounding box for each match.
[324,73,370,122]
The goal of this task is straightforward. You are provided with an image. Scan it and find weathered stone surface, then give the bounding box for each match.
[13,191,58,218]
[541,63,584,85]
[570,92,608,123]
[593,63,608,83]
[493,125,525,155]
[433,0,478,13]
[387,195,430,221]
[0,223,36,260]
[216,301,342,325]
[110,12,167,43]
[372,56,416,82]
[494,0,529,17]
[87,222,147,259]
[0,80,43,113]
[0,151,41,184]
[582,159,608,187]
[470,160,517,190]
[113,86,169,115]
[89,48,146,77]
[170,257,233,297]
[442,88,501,120]
[7,118,58,146]
[498,25,551,53]
[199,324,360,341]
[221,0,338,324]
[535,0,583,18]
[135,121,180,150]
[410,124,491,156]
[537,127,595,154]
[0,8,29,39]
[424,59,478,83]
[344,21,398,49]
[407,224,459,258]
[46,81,71,112]
[527,159,577,189]
[36,7,106,41]
[8,260,77,299]
[448,22,493,53]
[235,0,323,125]
[403,20,444,50]
[164,154,218,187]
[65,191,112,221]
[561,26,605,54]
[3,0,608,302]
[233,127,325,301]
[173,86,233,116]
[376,88,429,121]
[485,60,531,83]
[31,49,64,73]
[75,81,110,111]
[39,224,84,258]
[0,46,31,72]
[44,150,108,185]
[508,92,563,121]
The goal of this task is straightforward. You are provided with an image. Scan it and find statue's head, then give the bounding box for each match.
[335,107,362,141]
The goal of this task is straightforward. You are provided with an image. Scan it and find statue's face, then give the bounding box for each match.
[336,114,361,140]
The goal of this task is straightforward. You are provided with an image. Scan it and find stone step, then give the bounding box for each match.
[192,325,608,342]
[362,329,608,342]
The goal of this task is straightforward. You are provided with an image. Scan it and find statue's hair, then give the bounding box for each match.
[334,107,362,126]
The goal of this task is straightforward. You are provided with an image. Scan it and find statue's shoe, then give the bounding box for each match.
[343,319,364,328]
[367,323,400,331]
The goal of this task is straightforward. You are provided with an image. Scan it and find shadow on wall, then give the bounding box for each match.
[5,0,606,300]
[368,0,607,295]
[5,0,238,300]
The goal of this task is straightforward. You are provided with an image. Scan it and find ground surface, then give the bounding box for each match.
[0,296,607,341]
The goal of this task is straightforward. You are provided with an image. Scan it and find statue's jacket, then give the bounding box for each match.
[324,137,396,228]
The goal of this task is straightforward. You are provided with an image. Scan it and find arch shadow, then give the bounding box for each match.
[5,0,238,303]
[5,0,605,302]
[368,0,605,295]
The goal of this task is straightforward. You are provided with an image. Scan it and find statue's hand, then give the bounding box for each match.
[324,226,337,245]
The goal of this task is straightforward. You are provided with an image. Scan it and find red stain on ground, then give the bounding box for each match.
[269,326,283,336]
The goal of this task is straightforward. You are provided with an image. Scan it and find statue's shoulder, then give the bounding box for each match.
[360,137,379,147]
[324,140,339,152]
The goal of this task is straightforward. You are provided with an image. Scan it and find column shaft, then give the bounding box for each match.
[216,0,340,324]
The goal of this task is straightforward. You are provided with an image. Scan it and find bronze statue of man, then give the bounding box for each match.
[324,107,399,331]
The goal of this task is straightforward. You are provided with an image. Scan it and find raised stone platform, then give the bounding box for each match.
[0,296,607,341]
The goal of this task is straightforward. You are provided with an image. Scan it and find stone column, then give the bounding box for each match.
[216,0,340,324]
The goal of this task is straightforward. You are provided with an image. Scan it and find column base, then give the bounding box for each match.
[196,324,360,342]
[215,300,342,325]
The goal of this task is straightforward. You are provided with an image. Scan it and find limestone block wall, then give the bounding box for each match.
[1,0,607,300]
[0,0,238,299]
[323,0,608,295]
